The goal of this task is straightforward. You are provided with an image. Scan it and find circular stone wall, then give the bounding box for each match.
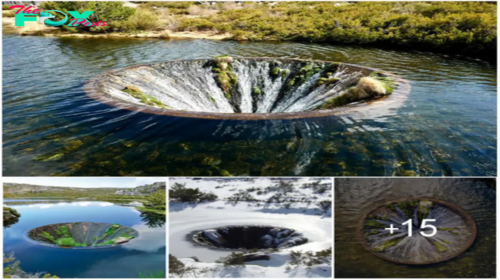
[28,222,138,248]
[192,226,307,249]
[84,57,410,120]
[357,198,476,265]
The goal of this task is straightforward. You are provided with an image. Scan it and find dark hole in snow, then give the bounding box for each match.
[192,226,307,250]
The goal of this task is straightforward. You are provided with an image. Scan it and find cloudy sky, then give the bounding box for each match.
[3,177,166,188]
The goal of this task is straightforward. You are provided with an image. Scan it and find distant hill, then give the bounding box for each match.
[114,182,165,196]
[3,182,165,198]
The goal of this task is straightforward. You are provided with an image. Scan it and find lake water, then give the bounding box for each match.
[335,178,496,278]
[2,35,496,176]
[3,199,166,278]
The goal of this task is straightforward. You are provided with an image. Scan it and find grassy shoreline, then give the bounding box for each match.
[136,206,166,215]
[3,1,496,62]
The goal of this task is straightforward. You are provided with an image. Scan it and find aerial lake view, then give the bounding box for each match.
[2,1,496,176]
[3,178,166,278]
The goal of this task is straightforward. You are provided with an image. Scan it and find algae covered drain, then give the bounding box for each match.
[29,222,138,248]
[335,178,496,278]
[85,56,402,118]
[358,198,476,265]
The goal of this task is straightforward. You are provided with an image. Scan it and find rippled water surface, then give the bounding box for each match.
[3,199,166,278]
[335,178,496,278]
[3,35,496,176]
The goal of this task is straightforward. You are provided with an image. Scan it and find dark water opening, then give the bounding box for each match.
[192,226,307,250]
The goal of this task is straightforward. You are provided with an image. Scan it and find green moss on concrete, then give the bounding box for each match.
[370,71,396,93]
[396,200,419,218]
[252,87,262,96]
[271,67,281,77]
[315,77,340,88]
[104,224,121,236]
[123,85,167,109]
[210,56,239,97]
[373,237,404,252]
[365,220,386,228]
[56,237,76,247]
[317,71,396,109]
[438,227,462,231]
[39,231,56,243]
[432,240,449,252]
[417,200,433,223]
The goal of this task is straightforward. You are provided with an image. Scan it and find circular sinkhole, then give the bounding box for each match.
[28,222,139,248]
[192,226,308,250]
[357,198,476,265]
[84,57,410,120]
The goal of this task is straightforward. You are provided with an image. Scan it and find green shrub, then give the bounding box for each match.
[216,252,246,267]
[113,8,161,32]
[2,10,15,17]
[169,254,185,275]
[289,248,331,268]
[4,253,59,278]
[40,1,135,33]
[144,189,166,210]
[175,1,496,59]
[169,183,218,203]
[318,200,332,212]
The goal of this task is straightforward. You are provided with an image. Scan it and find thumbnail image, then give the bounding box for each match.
[3,178,166,278]
[335,178,495,278]
[169,177,332,278]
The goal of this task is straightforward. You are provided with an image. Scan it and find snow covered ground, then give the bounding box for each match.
[169,178,332,278]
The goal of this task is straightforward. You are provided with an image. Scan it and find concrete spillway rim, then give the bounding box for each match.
[356,197,477,265]
[83,57,411,120]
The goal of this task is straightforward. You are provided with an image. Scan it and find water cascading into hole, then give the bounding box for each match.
[28,222,138,248]
[357,198,476,265]
[85,57,409,120]
[192,226,308,250]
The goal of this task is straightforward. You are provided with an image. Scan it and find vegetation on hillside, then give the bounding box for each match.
[3,182,165,199]
[169,183,218,203]
[4,253,58,278]
[7,1,495,59]
[288,248,332,269]
[137,189,166,215]
[3,207,21,228]
[176,1,496,59]
[3,185,143,200]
